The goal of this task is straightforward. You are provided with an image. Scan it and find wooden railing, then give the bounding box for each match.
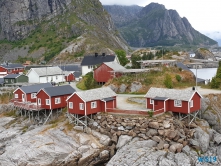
[13,101,42,111]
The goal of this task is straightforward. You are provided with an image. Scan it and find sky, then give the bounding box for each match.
[100,0,221,43]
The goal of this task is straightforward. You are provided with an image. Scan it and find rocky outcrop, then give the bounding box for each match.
[195,48,215,60]
[105,3,218,47]
[108,81,143,93]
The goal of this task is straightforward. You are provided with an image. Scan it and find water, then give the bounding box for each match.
[190,68,217,80]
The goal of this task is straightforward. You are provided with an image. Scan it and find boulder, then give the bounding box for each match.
[152,136,161,143]
[193,127,210,153]
[78,145,90,153]
[214,133,221,145]
[99,150,109,159]
[148,122,159,129]
[108,84,118,93]
[118,126,125,131]
[157,140,164,150]
[165,130,178,139]
[91,130,111,146]
[116,135,132,149]
[163,120,171,129]
[174,153,192,166]
[130,81,142,92]
[169,143,183,153]
[146,129,158,137]
[76,133,91,145]
[134,140,157,148]
[158,130,165,136]
[119,84,127,93]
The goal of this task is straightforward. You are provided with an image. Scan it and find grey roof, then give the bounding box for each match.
[145,87,201,101]
[74,87,116,102]
[0,78,4,84]
[43,85,75,97]
[59,64,81,72]
[176,62,192,72]
[102,97,115,101]
[1,63,24,69]
[20,83,53,93]
[152,96,169,100]
[29,66,63,76]
[104,62,125,71]
[81,55,116,66]
[4,74,20,78]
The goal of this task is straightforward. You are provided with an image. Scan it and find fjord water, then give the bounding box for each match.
[190,68,217,80]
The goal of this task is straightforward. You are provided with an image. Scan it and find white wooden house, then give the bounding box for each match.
[26,66,65,83]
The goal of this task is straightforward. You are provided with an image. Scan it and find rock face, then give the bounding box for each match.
[104,3,218,47]
[195,48,215,60]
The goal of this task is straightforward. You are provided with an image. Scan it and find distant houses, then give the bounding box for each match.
[80,53,119,76]
[26,66,64,83]
[4,74,28,84]
[0,63,25,78]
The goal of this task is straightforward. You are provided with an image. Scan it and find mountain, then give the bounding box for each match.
[0,0,128,63]
[104,3,218,47]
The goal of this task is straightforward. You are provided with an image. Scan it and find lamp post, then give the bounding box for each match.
[196,65,198,90]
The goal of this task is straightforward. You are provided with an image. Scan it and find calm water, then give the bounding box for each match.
[190,68,217,80]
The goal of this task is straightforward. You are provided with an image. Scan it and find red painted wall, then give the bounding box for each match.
[37,90,50,109]
[50,95,69,109]
[0,66,24,74]
[94,63,113,82]
[13,89,24,102]
[153,100,165,114]
[65,73,75,82]
[26,93,37,103]
[167,100,188,114]
[67,93,85,115]
[190,93,201,113]
[146,98,153,109]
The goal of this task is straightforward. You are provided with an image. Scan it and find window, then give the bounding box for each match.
[5,79,8,83]
[31,93,36,99]
[91,101,97,109]
[69,102,73,109]
[15,94,18,98]
[46,99,50,105]
[79,103,84,110]
[190,100,193,107]
[11,79,14,83]
[150,99,153,104]
[55,98,61,104]
[8,69,11,73]
[174,100,182,107]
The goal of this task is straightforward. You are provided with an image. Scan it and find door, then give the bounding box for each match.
[38,98,41,105]
[22,94,25,102]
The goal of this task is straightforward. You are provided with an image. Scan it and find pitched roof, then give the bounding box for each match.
[4,74,20,78]
[104,62,125,71]
[0,78,4,84]
[81,55,116,66]
[176,62,192,72]
[1,63,24,69]
[59,64,81,72]
[42,85,75,97]
[71,87,116,102]
[29,66,63,76]
[20,83,53,93]
[145,87,202,101]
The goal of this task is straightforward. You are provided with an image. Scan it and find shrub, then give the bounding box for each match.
[148,110,154,117]
[176,75,181,82]
[164,74,173,88]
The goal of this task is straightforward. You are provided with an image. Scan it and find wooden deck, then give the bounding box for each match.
[13,101,43,111]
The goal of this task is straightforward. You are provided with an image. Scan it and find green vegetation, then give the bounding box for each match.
[148,110,154,117]
[115,50,129,66]
[176,75,181,82]
[164,74,173,89]
[210,61,221,89]
[77,72,102,90]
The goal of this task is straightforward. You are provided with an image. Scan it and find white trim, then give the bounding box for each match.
[15,94,18,98]
[174,100,182,107]
[189,91,203,102]
[150,99,153,104]
[85,101,87,115]
[66,92,86,102]
[188,100,190,113]
[55,97,61,104]
[190,100,193,107]
[31,93,36,99]
[79,103,84,110]
[91,101,97,109]
[46,99,50,105]
[69,102,73,109]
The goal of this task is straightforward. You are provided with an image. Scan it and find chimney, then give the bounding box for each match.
[192,87,195,91]
[102,53,106,57]
[95,53,98,57]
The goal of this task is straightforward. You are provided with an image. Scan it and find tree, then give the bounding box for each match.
[131,54,141,69]
[210,61,221,89]
[115,50,129,66]
[164,74,173,88]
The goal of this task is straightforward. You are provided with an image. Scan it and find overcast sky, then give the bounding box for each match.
[100,0,221,40]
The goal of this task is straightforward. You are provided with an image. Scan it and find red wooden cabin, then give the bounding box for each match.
[13,83,53,103]
[36,85,75,110]
[94,62,125,83]
[64,71,75,82]
[67,87,117,115]
[145,87,203,115]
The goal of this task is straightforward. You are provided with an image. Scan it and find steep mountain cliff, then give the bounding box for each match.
[104,3,218,47]
[0,0,128,62]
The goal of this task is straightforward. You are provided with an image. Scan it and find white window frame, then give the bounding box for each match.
[190,100,193,107]
[11,79,14,83]
[5,79,8,83]
[55,97,61,104]
[46,99,50,105]
[15,94,18,98]
[31,93,36,99]
[174,100,182,107]
[69,102,73,109]
[150,99,153,104]
[79,103,84,110]
[91,101,97,109]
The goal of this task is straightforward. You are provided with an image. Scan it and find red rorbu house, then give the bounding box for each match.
[36,85,75,111]
[145,87,203,115]
[94,62,125,83]
[64,71,75,82]
[0,63,25,78]
[66,87,117,126]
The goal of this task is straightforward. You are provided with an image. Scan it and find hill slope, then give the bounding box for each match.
[0,0,128,63]
[104,3,218,47]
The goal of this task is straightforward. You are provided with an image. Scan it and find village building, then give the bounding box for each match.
[0,63,24,78]
[94,62,125,83]
[26,66,65,83]
[80,53,119,76]
[64,71,75,82]
[145,87,203,115]
[59,64,82,81]
[4,74,28,84]
[36,85,75,110]
[13,83,53,103]
[67,87,117,126]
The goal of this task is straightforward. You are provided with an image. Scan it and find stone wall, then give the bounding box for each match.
[88,113,198,157]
